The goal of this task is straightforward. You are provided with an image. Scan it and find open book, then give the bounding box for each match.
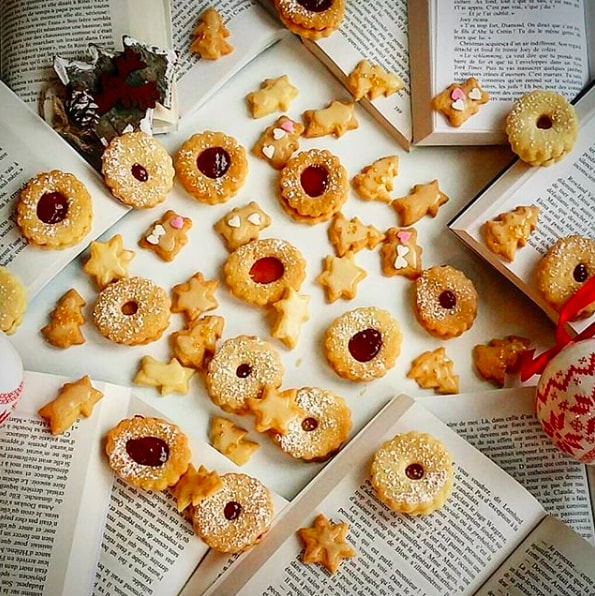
[0,371,286,596]
[449,80,595,335]
[408,0,595,145]
[204,393,595,595]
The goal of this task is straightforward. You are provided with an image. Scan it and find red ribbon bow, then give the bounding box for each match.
[519,275,595,381]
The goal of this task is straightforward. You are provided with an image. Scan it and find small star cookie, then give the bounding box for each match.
[170,315,224,370]
[171,464,223,512]
[392,180,449,226]
[407,347,459,394]
[328,213,385,257]
[473,335,531,386]
[432,77,489,127]
[303,100,359,138]
[133,356,195,395]
[380,227,423,279]
[246,75,299,118]
[38,375,103,435]
[251,115,305,169]
[214,201,272,251]
[83,234,135,290]
[352,155,398,203]
[316,253,367,303]
[298,514,356,574]
[270,288,310,349]
[139,210,192,262]
[482,205,539,262]
[209,416,259,466]
[346,60,404,101]
[41,288,86,348]
[190,7,233,60]
[247,386,302,433]
[171,272,219,322]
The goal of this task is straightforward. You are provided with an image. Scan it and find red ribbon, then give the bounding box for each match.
[518,275,595,381]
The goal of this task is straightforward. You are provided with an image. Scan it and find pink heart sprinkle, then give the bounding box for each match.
[280,120,294,132]
[170,216,184,229]
[397,230,411,243]
[450,87,465,101]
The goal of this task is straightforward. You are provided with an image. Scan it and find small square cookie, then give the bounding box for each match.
[380,227,422,279]
[251,115,304,169]
[139,210,192,262]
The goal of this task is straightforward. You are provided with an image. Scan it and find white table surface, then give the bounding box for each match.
[9,35,556,500]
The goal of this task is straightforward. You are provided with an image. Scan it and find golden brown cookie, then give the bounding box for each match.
[482,205,539,262]
[171,272,218,322]
[105,416,191,491]
[269,287,310,349]
[251,115,305,169]
[170,315,224,370]
[407,347,459,394]
[303,100,358,138]
[16,170,92,249]
[171,464,223,512]
[101,131,174,208]
[346,60,404,101]
[0,267,27,335]
[247,385,302,434]
[209,417,260,466]
[328,213,385,257]
[41,288,86,348]
[174,131,248,204]
[83,234,135,289]
[414,265,478,339]
[392,180,449,227]
[352,155,398,202]
[190,7,233,59]
[316,252,367,302]
[431,77,489,127]
[133,356,195,395]
[324,306,402,382]
[370,431,454,515]
[138,210,192,262]
[473,335,531,387]
[380,227,423,280]
[246,76,299,119]
[214,202,272,252]
[273,0,345,39]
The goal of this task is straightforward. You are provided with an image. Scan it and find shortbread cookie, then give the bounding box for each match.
[482,205,539,261]
[139,210,192,262]
[407,347,459,394]
[352,155,398,202]
[370,431,454,515]
[214,201,272,252]
[171,272,218,322]
[92,277,171,345]
[105,416,191,491]
[83,234,135,289]
[246,75,299,118]
[191,472,274,553]
[380,227,422,279]
[270,287,310,349]
[278,149,348,224]
[328,213,385,257]
[251,115,304,169]
[209,417,259,466]
[298,514,356,574]
[247,385,302,434]
[536,235,595,318]
[271,386,351,462]
[16,170,92,249]
[324,307,402,382]
[170,315,224,370]
[133,356,195,395]
[473,335,531,387]
[190,7,233,59]
[506,90,578,166]
[223,238,306,306]
[171,464,223,512]
[175,131,248,204]
[205,335,284,414]
[316,252,367,303]
[414,265,478,339]
[346,59,404,101]
[0,267,27,335]
[392,180,449,226]
[41,288,86,348]
[101,131,174,208]
[303,100,358,138]
[431,77,489,127]
[38,375,103,435]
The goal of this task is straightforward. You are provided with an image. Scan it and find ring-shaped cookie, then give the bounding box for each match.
[505,90,578,167]
[174,131,248,204]
[101,131,175,208]
[274,0,345,39]
[206,335,284,414]
[92,276,171,345]
[16,170,93,249]
[278,149,348,224]
[414,265,478,339]
[370,431,454,515]
[536,235,595,318]
[191,472,274,553]
[272,386,352,461]
[223,238,306,306]
[324,306,402,382]
[105,416,191,491]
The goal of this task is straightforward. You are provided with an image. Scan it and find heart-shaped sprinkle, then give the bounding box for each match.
[227,215,241,228]
[394,245,410,269]
[247,213,262,225]
[170,215,184,229]
[450,87,465,101]
[468,87,482,101]
[272,128,286,140]
[397,230,411,243]
[452,98,465,111]
[280,120,294,132]
[262,145,275,159]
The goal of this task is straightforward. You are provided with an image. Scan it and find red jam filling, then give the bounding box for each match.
[249,257,285,284]
[536,115,553,130]
[224,501,242,520]
[297,0,333,12]
[439,290,457,309]
[348,328,382,363]
[37,192,69,224]
[131,163,149,182]
[405,463,425,480]
[126,436,169,466]
[574,263,588,282]
[197,147,231,178]
[300,165,329,197]
[121,301,139,316]
[236,363,252,378]
[301,417,318,432]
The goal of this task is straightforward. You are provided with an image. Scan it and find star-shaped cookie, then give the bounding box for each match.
[247,386,302,433]
[270,288,310,349]
[133,356,195,395]
[83,234,135,289]
[171,272,219,322]
[170,315,224,370]
[316,253,367,302]
[209,416,259,466]
[171,464,223,512]
[392,180,449,226]
[303,100,359,138]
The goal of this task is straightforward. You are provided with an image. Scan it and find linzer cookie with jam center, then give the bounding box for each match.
[274,0,345,39]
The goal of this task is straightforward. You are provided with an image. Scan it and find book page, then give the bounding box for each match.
[477,516,595,595]
[420,387,595,543]
[206,396,545,596]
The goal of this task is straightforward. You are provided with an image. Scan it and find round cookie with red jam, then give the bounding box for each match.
[274,0,345,40]
[324,306,402,382]
[271,386,352,462]
[223,238,307,306]
[414,265,478,339]
[278,148,348,224]
[174,131,248,204]
[105,416,191,491]
[205,335,284,414]
[101,131,175,208]
[16,170,92,249]
[191,472,274,553]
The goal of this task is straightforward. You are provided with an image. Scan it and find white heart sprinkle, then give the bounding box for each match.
[394,245,410,269]
[262,145,275,159]
[247,213,262,225]
[272,128,286,140]
[451,98,465,111]
[469,87,482,101]
[227,215,241,228]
